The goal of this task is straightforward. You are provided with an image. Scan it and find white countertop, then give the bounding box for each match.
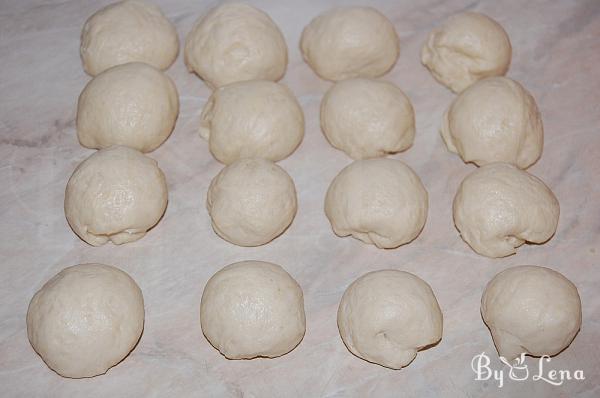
[1,1,599,396]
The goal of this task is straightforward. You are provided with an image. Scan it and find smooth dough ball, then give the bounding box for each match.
[77,62,179,153]
[338,270,442,369]
[421,12,511,93]
[65,146,168,246]
[200,261,305,359]
[325,158,428,249]
[442,77,543,169]
[453,163,559,258]
[320,78,415,159]
[184,2,287,89]
[300,7,400,81]
[80,0,179,76]
[207,158,297,246]
[481,265,581,360]
[200,80,304,164]
[27,263,144,378]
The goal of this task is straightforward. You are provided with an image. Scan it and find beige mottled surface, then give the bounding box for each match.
[1,1,599,397]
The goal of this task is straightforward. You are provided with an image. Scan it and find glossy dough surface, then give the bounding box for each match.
[200,261,305,359]
[338,270,443,369]
[64,146,168,246]
[481,265,581,360]
[27,263,144,378]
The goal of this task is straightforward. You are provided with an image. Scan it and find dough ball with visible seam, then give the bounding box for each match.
[200,80,304,164]
[77,62,179,153]
[65,146,168,246]
[338,269,443,369]
[453,162,559,258]
[207,158,297,247]
[200,260,305,359]
[27,263,144,378]
[325,158,428,249]
[481,265,581,360]
[441,76,543,169]
[421,12,511,93]
[300,7,400,81]
[80,0,179,76]
[320,77,415,159]
[184,2,287,89]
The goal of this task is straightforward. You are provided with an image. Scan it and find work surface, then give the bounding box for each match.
[1,1,599,397]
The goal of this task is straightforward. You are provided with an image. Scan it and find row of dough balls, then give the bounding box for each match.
[27,262,581,377]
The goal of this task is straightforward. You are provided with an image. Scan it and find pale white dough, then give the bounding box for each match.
[200,261,305,359]
[453,163,559,258]
[80,0,179,76]
[27,263,144,378]
[77,62,179,153]
[300,7,400,81]
[65,146,168,246]
[442,77,543,169]
[184,2,287,88]
[421,12,511,93]
[207,158,297,246]
[320,78,415,159]
[481,265,581,360]
[338,270,443,369]
[325,158,428,249]
[200,80,304,164]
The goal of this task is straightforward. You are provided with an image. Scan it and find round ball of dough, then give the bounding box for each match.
[325,158,428,249]
[481,265,581,360]
[200,260,305,359]
[200,80,304,164]
[184,3,287,89]
[338,270,442,369]
[421,12,511,93]
[65,146,168,246]
[77,62,179,153]
[207,158,297,246]
[453,163,559,258]
[320,78,415,159]
[27,263,144,378]
[80,0,179,76]
[300,7,400,81]
[442,77,543,169]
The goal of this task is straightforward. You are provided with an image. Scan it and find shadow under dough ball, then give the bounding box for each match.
[481,265,581,360]
[338,270,443,369]
[64,146,168,246]
[27,263,144,378]
[325,158,428,249]
[184,2,288,89]
[200,261,305,359]
[80,0,179,76]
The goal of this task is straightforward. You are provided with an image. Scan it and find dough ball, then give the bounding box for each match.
[338,270,442,369]
[441,77,543,169]
[200,80,304,164]
[453,163,559,258]
[481,265,581,360]
[421,12,511,93]
[65,146,168,246]
[80,0,179,76]
[300,7,400,81]
[184,3,287,89]
[27,263,144,378]
[77,62,179,153]
[325,158,428,249]
[320,78,415,159]
[200,261,305,359]
[207,158,297,246]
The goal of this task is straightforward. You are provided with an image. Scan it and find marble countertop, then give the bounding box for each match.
[1,1,599,397]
